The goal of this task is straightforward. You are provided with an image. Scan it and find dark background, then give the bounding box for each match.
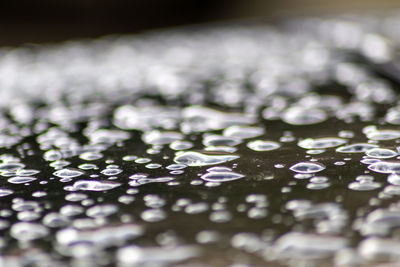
[0,0,399,46]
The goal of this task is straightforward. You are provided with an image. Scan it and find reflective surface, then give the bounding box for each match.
[1,12,400,266]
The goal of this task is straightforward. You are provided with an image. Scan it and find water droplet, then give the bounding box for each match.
[273,232,348,260]
[358,237,400,261]
[365,148,398,159]
[336,143,378,153]
[86,204,118,218]
[247,140,280,151]
[169,140,193,150]
[72,180,121,191]
[203,135,242,147]
[53,168,84,178]
[129,176,175,186]
[65,193,87,202]
[79,151,103,161]
[10,222,49,241]
[298,137,347,149]
[366,129,400,141]
[185,203,209,214]
[142,130,183,145]
[182,106,255,133]
[100,168,122,176]
[78,163,98,170]
[0,162,25,171]
[16,169,40,176]
[117,245,198,265]
[290,162,326,173]
[368,161,400,174]
[141,209,166,222]
[223,125,264,139]
[282,107,327,125]
[8,176,37,184]
[57,224,143,249]
[113,105,180,131]
[0,188,13,197]
[43,149,62,161]
[201,171,244,182]
[174,151,239,166]
[348,180,381,191]
[42,213,70,228]
[388,174,400,185]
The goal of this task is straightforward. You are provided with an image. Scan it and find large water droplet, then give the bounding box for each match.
[368,161,400,174]
[201,171,244,182]
[72,180,121,191]
[0,188,13,197]
[117,245,199,265]
[203,135,242,147]
[182,106,255,133]
[273,232,348,260]
[8,176,37,184]
[0,162,25,171]
[282,107,327,125]
[366,129,400,141]
[10,222,49,241]
[365,148,398,159]
[53,168,84,178]
[298,137,347,149]
[223,125,264,139]
[142,130,183,145]
[336,143,378,153]
[174,151,239,166]
[290,162,326,174]
[247,140,280,151]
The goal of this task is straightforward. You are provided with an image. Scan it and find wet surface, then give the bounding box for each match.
[2,12,400,266]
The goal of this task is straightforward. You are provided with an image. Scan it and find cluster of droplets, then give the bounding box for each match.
[2,11,400,266]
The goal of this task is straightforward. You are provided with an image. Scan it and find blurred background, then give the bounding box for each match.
[1,0,400,46]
